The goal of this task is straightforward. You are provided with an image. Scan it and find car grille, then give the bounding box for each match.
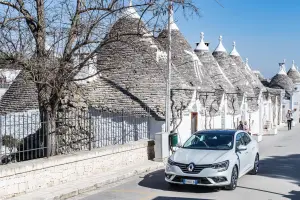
[172,175,211,184]
[173,162,212,174]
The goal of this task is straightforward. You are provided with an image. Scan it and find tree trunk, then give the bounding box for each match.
[37,83,59,157]
[40,105,58,157]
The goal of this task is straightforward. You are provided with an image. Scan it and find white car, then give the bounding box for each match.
[165,129,259,190]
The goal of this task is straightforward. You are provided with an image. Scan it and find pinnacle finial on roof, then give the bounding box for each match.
[291,60,297,71]
[278,62,287,75]
[214,35,227,52]
[119,0,140,19]
[230,41,240,56]
[282,59,287,73]
[201,32,204,40]
[168,2,179,31]
[195,32,209,52]
[245,58,251,70]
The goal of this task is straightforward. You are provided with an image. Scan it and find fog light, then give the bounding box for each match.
[165,173,172,179]
[211,176,227,183]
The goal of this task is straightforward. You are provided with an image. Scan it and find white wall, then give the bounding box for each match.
[177,111,192,144]
[213,115,222,129]
[282,99,290,123]
[292,83,300,123]
[249,110,259,134]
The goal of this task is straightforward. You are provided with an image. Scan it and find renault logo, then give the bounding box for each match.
[187,163,195,172]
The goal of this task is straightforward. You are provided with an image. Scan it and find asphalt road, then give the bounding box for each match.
[73,125,300,200]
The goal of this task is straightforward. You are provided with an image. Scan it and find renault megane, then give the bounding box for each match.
[165,130,259,190]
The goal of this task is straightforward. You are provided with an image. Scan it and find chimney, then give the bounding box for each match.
[205,42,210,47]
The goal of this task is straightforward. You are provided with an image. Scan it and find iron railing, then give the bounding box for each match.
[0,108,151,164]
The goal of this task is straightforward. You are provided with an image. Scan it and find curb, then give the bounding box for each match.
[9,162,165,200]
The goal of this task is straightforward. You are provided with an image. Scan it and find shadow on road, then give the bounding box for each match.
[259,154,300,184]
[138,169,218,194]
[258,153,300,199]
[151,197,213,200]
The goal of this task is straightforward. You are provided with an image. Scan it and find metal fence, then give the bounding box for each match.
[0,108,151,164]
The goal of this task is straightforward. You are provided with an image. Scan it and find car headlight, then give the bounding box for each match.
[168,157,175,165]
[211,160,229,172]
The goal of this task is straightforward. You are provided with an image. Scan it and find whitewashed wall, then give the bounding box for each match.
[225,114,241,129]
[212,115,222,129]
[249,111,260,135]
[292,83,300,123]
[282,99,290,123]
[177,111,192,144]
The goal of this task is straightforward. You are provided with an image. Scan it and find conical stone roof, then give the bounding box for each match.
[157,16,215,91]
[0,71,38,114]
[194,33,234,93]
[287,60,300,83]
[269,62,294,95]
[212,36,255,97]
[229,42,265,93]
[84,8,192,119]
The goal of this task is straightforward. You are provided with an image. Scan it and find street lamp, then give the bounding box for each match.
[165,0,173,135]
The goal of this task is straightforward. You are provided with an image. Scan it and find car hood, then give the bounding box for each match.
[172,148,231,165]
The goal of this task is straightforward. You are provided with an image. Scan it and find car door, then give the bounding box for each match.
[235,132,248,176]
[242,132,254,171]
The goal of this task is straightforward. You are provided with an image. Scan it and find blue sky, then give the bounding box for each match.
[174,0,300,79]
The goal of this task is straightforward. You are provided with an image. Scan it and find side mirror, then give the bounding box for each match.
[237,145,247,151]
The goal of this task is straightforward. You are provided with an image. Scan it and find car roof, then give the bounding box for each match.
[194,129,237,135]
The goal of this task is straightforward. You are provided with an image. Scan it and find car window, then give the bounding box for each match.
[182,132,233,150]
[242,132,252,145]
[236,133,245,147]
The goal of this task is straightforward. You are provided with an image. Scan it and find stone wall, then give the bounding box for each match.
[0,140,154,199]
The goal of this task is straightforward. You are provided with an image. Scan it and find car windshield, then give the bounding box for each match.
[182,132,234,150]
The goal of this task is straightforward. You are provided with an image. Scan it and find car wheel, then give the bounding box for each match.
[225,166,238,190]
[249,154,259,175]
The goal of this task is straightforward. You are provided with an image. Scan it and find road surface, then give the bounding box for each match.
[73,126,300,200]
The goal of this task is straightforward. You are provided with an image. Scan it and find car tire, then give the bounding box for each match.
[225,166,238,191]
[249,154,259,175]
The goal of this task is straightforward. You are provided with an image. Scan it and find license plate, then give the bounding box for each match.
[183,179,198,185]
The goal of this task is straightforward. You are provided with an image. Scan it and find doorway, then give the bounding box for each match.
[191,112,198,134]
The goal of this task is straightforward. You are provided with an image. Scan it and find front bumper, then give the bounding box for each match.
[165,164,232,186]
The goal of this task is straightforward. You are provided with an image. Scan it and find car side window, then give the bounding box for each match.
[236,133,245,147]
[242,132,252,145]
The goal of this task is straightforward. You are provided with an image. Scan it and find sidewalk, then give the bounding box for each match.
[8,160,165,200]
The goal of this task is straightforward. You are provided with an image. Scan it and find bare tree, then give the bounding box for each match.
[0,0,199,156]
[227,94,238,129]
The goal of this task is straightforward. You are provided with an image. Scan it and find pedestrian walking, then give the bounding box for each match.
[286,109,296,130]
[243,121,249,132]
[237,121,244,130]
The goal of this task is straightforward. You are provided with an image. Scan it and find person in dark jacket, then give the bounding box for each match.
[237,121,244,130]
[286,109,294,130]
